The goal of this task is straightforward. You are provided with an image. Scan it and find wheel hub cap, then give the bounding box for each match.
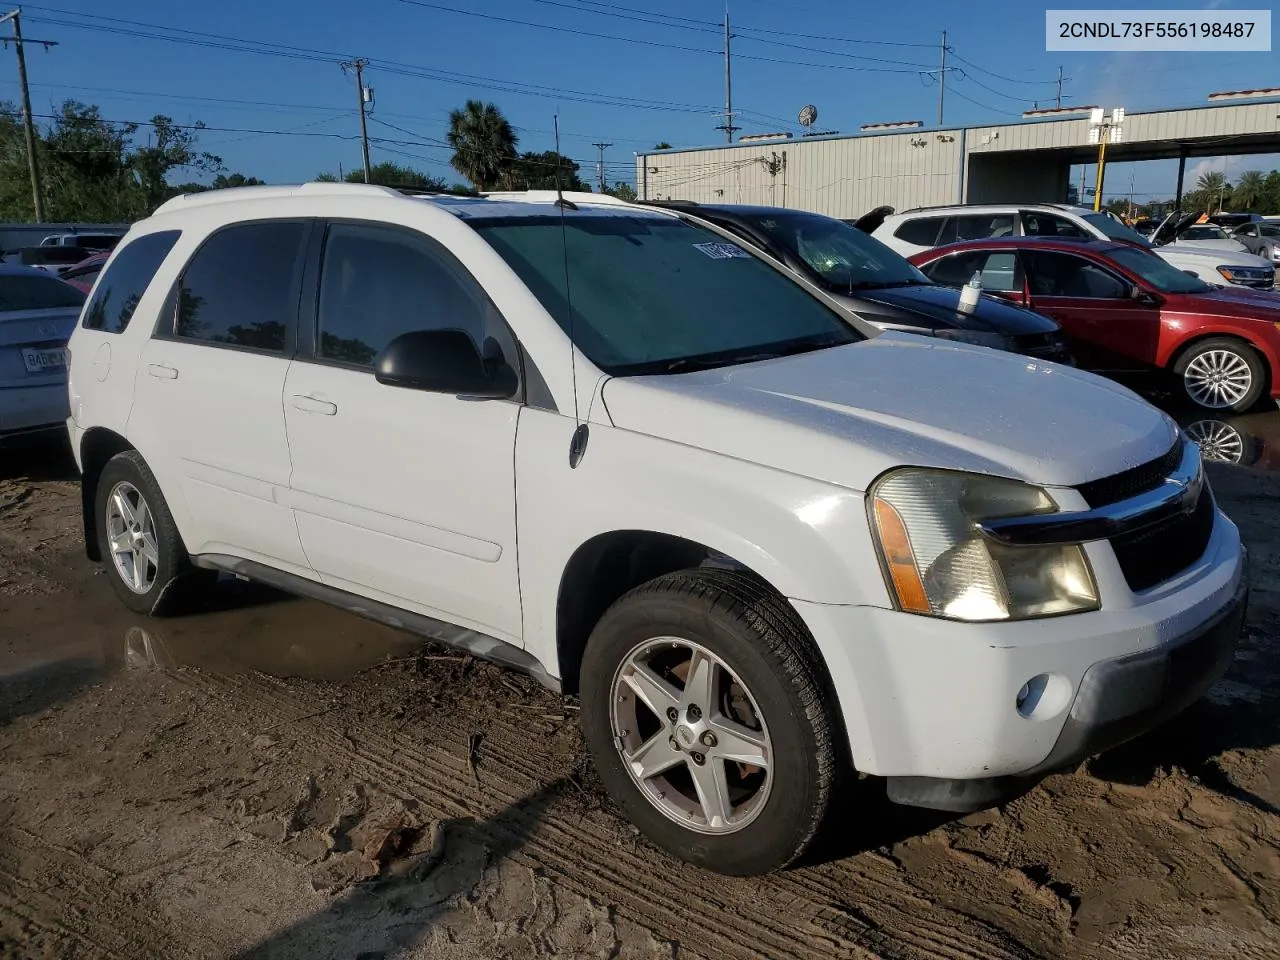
[105,480,160,595]
[1185,349,1252,409]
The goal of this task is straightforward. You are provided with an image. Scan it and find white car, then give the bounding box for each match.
[874,204,1276,290]
[0,264,87,438]
[67,184,1247,876]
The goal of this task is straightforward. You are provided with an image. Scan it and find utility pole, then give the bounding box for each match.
[591,141,612,192]
[0,9,55,222]
[1055,66,1067,109]
[340,58,372,183]
[937,30,947,126]
[716,7,738,143]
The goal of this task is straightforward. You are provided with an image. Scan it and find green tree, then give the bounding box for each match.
[131,116,223,211]
[213,172,265,189]
[1191,170,1230,214]
[1262,171,1280,215]
[342,161,448,191]
[500,151,589,191]
[604,181,637,201]
[446,100,518,190]
[653,142,672,150]
[1232,170,1265,211]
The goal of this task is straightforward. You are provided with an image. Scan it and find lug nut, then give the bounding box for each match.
[686,704,702,722]
[666,707,679,723]
[700,731,717,748]
[691,752,706,766]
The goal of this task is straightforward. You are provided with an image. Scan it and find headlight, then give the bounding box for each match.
[870,469,1099,622]
[932,328,1010,350]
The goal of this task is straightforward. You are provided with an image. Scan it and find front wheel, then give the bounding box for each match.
[580,568,840,876]
[1174,337,1267,413]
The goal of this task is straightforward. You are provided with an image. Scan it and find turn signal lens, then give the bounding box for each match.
[873,498,929,613]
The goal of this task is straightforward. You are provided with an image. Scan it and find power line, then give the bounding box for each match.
[947,51,1059,87]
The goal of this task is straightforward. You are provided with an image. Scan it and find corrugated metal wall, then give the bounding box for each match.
[636,100,1280,218]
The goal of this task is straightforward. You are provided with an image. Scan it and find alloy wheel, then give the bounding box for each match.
[1185,419,1246,464]
[1184,349,1253,409]
[610,636,772,835]
[105,481,160,594]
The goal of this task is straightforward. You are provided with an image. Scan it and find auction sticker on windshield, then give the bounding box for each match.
[693,242,752,260]
[1047,10,1271,51]
[22,347,67,373]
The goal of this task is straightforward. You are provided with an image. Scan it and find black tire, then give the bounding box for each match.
[1173,337,1268,413]
[94,450,193,616]
[579,567,840,876]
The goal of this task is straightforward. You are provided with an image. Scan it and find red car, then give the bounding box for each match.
[58,251,108,293]
[909,237,1280,413]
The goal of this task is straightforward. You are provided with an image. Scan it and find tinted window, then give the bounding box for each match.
[476,214,861,376]
[82,231,180,334]
[1025,251,1129,299]
[923,250,1022,292]
[748,211,927,289]
[174,221,306,353]
[952,214,1015,242]
[0,274,86,311]
[1022,213,1091,239]
[893,217,947,246]
[316,222,495,368]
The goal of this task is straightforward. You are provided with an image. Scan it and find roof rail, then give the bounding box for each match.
[151,181,404,216]
[479,189,633,207]
[634,198,699,208]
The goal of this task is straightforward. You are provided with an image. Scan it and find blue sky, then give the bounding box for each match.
[7,0,1280,202]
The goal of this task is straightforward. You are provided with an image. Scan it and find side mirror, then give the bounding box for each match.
[374,329,518,399]
[1183,269,1199,278]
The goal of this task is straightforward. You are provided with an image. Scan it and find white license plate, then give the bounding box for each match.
[21,347,68,373]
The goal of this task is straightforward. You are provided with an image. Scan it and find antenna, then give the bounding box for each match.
[554,114,588,468]
[798,104,817,136]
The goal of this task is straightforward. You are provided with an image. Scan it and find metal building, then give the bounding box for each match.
[635,93,1280,219]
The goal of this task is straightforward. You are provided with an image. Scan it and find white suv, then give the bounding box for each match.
[874,203,1276,289]
[67,183,1246,876]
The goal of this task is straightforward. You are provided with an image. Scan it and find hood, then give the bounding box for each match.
[1152,211,1200,246]
[601,333,1177,492]
[1169,237,1250,254]
[830,283,1057,336]
[1156,244,1273,269]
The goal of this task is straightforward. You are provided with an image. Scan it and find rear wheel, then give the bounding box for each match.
[579,567,839,876]
[95,451,193,615]
[1174,337,1267,413]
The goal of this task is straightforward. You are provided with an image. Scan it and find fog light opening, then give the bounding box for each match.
[1016,673,1072,720]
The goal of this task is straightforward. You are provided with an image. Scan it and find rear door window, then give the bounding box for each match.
[82,230,181,334]
[953,214,1015,241]
[170,221,308,354]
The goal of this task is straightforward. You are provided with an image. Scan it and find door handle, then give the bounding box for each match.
[147,363,178,380]
[289,394,338,416]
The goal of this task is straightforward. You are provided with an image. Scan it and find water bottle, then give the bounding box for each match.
[958,271,982,314]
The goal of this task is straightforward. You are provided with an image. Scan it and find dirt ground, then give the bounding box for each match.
[1,431,1278,960]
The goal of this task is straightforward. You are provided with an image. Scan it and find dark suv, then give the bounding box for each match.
[642,201,1073,365]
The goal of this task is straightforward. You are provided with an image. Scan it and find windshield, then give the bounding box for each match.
[474,213,862,376]
[1106,245,1214,294]
[1181,225,1229,240]
[744,210,929,291]
[1080,212,1153,247]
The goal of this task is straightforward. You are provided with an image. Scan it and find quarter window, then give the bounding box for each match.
[82,230,180,334]
[173,221,307,353]
[893,217,947,247]
[315,222,500,369]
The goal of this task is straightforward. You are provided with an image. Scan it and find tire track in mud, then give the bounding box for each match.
[0,826,216,960]
[176,666,1041,960]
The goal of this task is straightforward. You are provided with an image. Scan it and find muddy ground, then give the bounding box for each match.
[1,431,1278,960]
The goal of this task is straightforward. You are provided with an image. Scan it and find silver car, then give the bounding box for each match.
[1231,221,1280,266]
[0,264,87,439]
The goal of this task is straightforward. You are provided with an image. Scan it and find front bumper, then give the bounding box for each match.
[790,506,1246,807]
[0,381,71,437]
[886,573,1245,811]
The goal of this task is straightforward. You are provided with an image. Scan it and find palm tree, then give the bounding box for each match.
[447,100,518,191]
[1233,170,1265,211]
[1195,171,1230,213]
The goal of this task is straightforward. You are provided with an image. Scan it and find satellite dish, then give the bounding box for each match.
[798,104,818,129]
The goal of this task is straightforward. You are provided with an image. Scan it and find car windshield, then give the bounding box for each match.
[742,210,929,291]
[1181,225,1229,240]
[474,212,863,376]
[1079,212,1153,247]
[1106,245,1214,294]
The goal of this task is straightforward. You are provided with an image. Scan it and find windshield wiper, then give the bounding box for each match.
[664,334,851,373]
